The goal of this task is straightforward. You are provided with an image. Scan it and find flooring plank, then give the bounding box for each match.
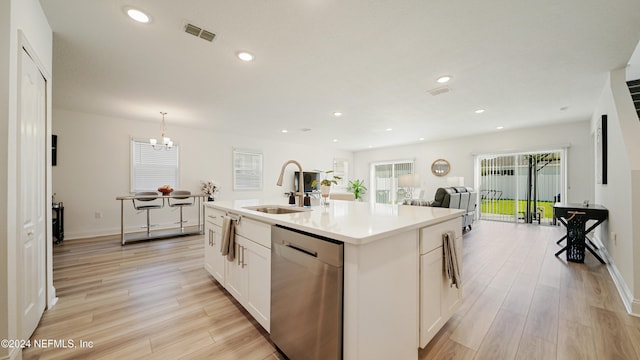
[591,306,638,359]
[556,319,596,360]
[522,284,559,344]
[475,309,526,360]
[515,335,556,360]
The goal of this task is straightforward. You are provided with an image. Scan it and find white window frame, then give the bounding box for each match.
[370,159,414,204]
[233,148,263,191]
[333,158,349,187]
[130,138,180,192]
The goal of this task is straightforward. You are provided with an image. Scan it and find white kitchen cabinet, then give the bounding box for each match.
[204,220,215,274]
[419,218,462,348]
[226,216,272,332]
[242,236,271,331]
[204,207,227,284]
[225,235,248,302]
[203,206,271,332]
[225,233,271,331]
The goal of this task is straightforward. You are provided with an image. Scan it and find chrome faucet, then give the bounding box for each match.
[277,160,304,207]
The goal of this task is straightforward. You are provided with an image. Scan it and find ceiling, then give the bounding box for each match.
[40,0,640,151]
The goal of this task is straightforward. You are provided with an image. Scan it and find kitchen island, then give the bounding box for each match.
[204,199,464,360]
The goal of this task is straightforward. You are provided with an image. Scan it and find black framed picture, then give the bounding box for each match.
[596,115,607,184]
[52,134,57,166]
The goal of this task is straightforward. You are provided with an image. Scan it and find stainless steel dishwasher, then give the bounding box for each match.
[271,225,344,360]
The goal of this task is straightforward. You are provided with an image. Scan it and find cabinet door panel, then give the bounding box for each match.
[204,221,215,274]
[420,247,444,347]
[204,221,226,284]
[244,239,271,332]
[210,225,226,284]
[225,236,248,303]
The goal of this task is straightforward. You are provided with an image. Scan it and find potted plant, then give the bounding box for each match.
[200,180,219,201]
[347,179,367,200]
[311,170,341,201]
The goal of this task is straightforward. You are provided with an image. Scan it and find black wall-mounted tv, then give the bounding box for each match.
[294,171,320,192]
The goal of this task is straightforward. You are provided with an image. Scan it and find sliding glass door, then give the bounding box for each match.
[371,160,413,204]
[477,150,564,225]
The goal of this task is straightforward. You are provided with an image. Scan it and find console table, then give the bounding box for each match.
[116,194,207,245]
[553,202,608,263]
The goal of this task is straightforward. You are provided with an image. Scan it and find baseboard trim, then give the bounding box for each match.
[598,242,640,317]
[63,228,120,240]
[63,222,201,240]
[0,346,21,360]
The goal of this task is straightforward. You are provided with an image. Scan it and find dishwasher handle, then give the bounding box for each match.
[285,243,318,258]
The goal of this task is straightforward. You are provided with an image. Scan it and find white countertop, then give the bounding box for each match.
[205,199,464,245]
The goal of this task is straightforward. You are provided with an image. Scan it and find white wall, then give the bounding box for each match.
[1,0,52,358]
[353,121,594,204]
[52,109,353,239]
[627,39,640,81]
[593,67,640,315]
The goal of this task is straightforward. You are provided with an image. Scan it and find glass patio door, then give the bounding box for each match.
[371,161,413,204]
[478,150,564,225]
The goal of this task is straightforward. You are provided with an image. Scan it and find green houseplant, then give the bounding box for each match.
[347,179,367,200]
[311,170,341,204]
[311,170,342,188]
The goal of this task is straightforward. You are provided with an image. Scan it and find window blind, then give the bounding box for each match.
[131,140,179,192]
[233,149,263,190]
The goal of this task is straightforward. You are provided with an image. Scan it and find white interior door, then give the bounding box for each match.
[19,47,47,339]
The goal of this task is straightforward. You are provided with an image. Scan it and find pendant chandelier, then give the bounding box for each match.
[150,111,173,150]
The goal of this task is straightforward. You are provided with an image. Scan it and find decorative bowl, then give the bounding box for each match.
[157,186,173,196]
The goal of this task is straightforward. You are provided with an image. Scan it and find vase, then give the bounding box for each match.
[207,196,214,202]
[321,185,331,205]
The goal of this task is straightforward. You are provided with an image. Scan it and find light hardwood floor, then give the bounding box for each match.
[419,221,640,360]
[23,234,282,360]
[23,221,640,359]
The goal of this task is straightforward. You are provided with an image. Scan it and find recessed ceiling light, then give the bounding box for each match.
[386,128,393,131]
[419,137,425,141]
[281,129,288,133]
[237,52,254,62]
[475,109,485,114]
[126,8,151,23]
[436,75,452,84]
[332,139,339,143]
[333,112,343,117]
[496,126,504,130]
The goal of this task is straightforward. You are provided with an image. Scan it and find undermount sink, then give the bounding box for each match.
[243,205,310,214]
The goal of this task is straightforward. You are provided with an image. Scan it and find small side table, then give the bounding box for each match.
[553,202,607,263]
[52,202,64,244]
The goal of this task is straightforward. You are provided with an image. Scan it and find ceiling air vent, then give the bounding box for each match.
[427,85,451,96]
[199,30,215,42]
[184,22,216,42]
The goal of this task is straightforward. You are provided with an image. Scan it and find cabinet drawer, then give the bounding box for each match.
[420,218,461,254]
[205,207,227,227]
[235,217,271,249]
